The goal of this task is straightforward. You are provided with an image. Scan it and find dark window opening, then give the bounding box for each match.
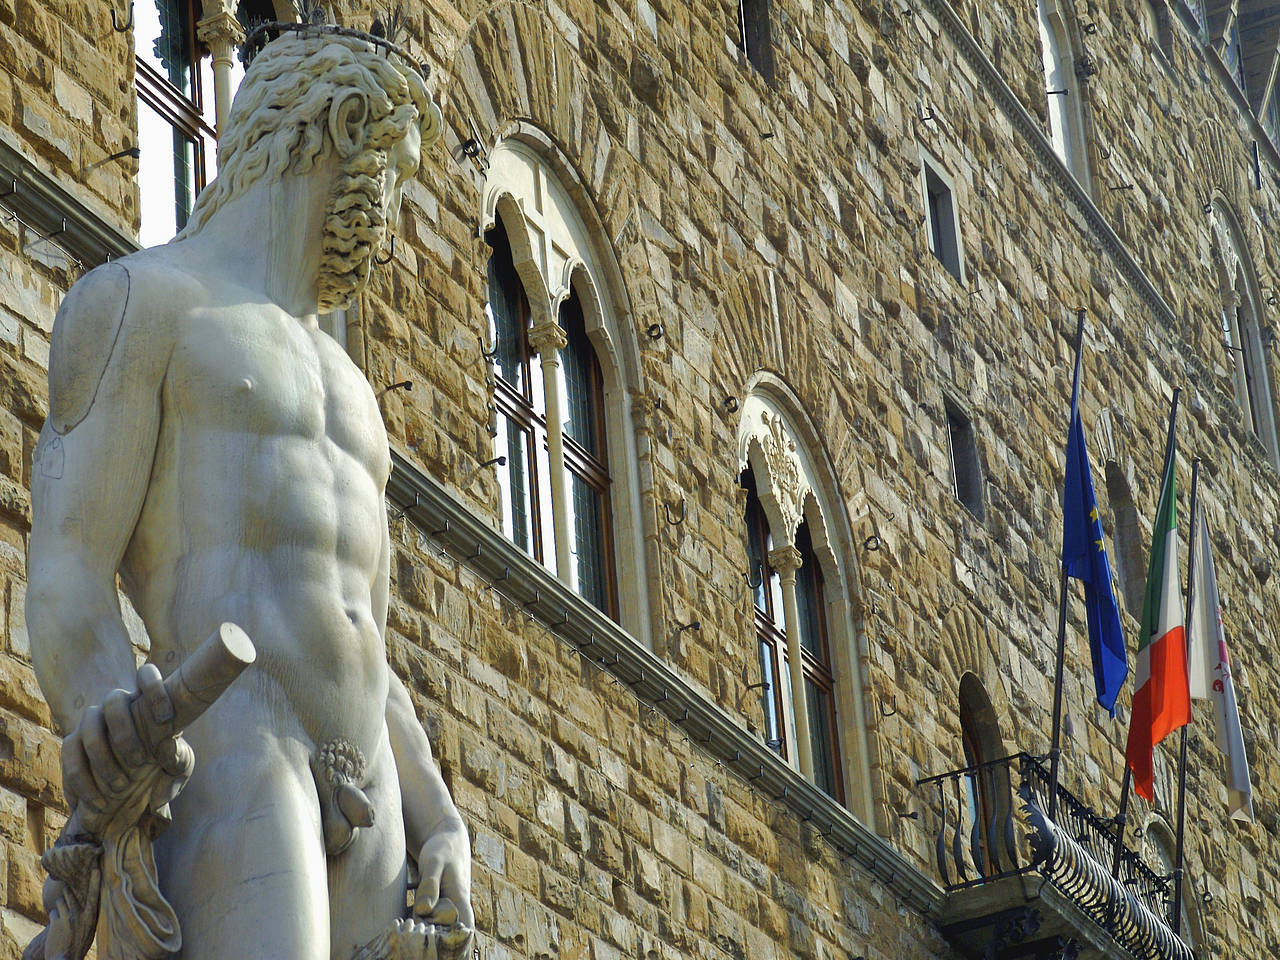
[924,160,963,282]
[946,401,984,519]
[560,292,616,618]
[741,470,843,803]
[486,217,546,563]
[737,0,776,84]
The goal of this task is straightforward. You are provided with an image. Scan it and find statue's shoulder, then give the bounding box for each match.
[49,253,196,433]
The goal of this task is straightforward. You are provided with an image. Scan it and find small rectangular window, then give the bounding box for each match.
[922,155,964,283]
[737,0,776,84]
[945,401,984,519]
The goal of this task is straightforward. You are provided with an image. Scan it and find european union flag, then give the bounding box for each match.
[1062,323,1129,715]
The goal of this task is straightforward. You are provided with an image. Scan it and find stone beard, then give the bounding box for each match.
[318,147,389,313]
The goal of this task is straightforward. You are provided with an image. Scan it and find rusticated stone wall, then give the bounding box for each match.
[1,0,1279,957]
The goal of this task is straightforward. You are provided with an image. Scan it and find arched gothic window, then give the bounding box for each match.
[1037,0,1091,186]
[1209,200,1279,466]
[482,136,646,632]
[737,386,873,816]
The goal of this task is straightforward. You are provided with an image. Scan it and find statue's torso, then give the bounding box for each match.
[123,292,392,752]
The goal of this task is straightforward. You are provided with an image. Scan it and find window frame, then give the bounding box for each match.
[919,148,966,285]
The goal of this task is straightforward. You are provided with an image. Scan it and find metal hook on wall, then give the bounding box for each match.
[879,695,897,718]
[479,334,498,362]
[375,236,395,265]
[646,322,664,341]
[389,492,419,527]
[111,2,134,31]
[664,500,686,526]
[743,563,764,589]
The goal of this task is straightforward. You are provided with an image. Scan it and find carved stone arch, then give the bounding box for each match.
[1196,117,1244,209]
[713,264,788,404]
[938,604,1010,728]
[440,3,638,359]
[484,190,553,326]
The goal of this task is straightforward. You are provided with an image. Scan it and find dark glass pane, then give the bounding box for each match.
[570,473,608,613]
[741,469,769,612]
[795,523,826,660]
[560,294,601,457]
[806,679,836,797]
[485,223,527,391]
[499,415,532,555]
[760,640,782,752]
[137,0,195,96]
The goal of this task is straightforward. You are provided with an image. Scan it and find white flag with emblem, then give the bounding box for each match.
[1188,504,1254,822]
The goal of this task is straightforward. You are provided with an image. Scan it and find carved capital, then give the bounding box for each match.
[768,544,803,577]
[197,10,246,58]
[756,410,808,536]
[528,319,568,357]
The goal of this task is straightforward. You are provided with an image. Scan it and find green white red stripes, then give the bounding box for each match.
[1124,424,1191,801]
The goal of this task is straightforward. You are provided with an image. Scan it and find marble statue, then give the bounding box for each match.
[23,23,471,960]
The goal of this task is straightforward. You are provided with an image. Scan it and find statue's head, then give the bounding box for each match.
[179,30,441,311]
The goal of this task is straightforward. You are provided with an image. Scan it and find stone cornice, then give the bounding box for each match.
[0,139,138,268]
[387,449,946,916]
[920,0,1180,331]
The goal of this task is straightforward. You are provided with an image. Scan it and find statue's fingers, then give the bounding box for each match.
[155,735,195,779]
[77,705,129,798]
[413,863,442,917]
[136,662,175,738]
[102,687,147,771]
[425,896,458,927]
[60,735,102,814]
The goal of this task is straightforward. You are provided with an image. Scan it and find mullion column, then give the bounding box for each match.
[769,544,814,780]
[529,318,572,584]
[196,3,244,140]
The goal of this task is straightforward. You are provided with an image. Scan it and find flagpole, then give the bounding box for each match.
[1110,767,1131,879]
[1048,309,1088,821]
[1171,458,1201,935]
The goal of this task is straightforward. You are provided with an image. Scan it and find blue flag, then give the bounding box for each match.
[1062,323,1128,715]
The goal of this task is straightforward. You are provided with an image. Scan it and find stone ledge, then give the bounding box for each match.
[387,448,946,916]
[0,138,138,270]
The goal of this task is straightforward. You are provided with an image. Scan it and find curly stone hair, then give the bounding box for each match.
[178,31,432,243]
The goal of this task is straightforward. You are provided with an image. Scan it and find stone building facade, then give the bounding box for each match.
[0,0,1279,957]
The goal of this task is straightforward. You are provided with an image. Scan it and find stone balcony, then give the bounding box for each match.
[917,753,1195,960]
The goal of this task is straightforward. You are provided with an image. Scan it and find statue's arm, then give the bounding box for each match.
[386,671,473,927]
[27,263,166,733]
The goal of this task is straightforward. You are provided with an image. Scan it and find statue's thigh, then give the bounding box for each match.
[156,730,330,960]
[327,733,409,959]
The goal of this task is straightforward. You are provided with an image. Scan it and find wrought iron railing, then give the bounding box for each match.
[918,753,1194,960]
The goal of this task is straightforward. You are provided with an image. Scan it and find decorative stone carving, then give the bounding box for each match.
[24,22,470,960]
[756,410,809,537]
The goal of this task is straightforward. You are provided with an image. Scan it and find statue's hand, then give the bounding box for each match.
[412,817,473,931]
[60,664,195,835]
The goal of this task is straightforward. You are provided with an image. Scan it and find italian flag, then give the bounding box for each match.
[1125,429,1192,801]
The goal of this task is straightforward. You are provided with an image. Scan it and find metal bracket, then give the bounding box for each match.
[375,235,395,265]
[111,2,134,31]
